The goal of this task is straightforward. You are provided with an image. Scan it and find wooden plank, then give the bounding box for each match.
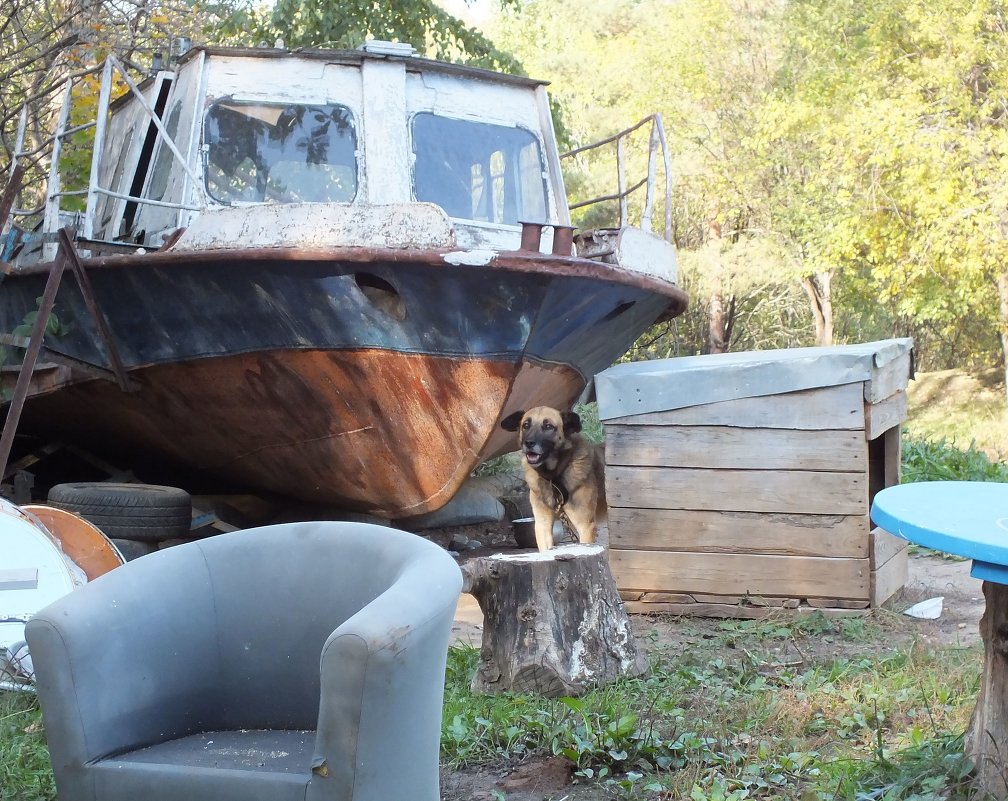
[864,352,912,403]
[884,425,901,487]
[871,536,909,607]
[621,590,694,603]
[610,549,869,600]
[625,591,801,607]
[608,507,868,557]
[624,600,869,619]
[607,466,867,515]
[871,526,908,569]
[605,425,867,472]
[806,598,870,609]
[603,382,865,430]
[865,391,907,439]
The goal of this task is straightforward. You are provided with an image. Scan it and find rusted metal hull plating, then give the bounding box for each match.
[2,246,685,517]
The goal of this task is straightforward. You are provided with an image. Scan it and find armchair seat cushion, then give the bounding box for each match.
[91,730,315,801]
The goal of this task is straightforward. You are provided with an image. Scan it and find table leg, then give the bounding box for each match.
[968,580,1008,798]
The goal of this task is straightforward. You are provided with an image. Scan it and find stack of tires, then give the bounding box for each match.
[46,482,193,561]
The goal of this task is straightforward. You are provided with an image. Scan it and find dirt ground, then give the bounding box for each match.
[430,516,986,801]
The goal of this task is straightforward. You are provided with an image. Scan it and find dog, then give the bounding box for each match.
[500,406,606,552]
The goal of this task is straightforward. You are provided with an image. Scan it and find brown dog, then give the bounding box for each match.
[500,406,606,552]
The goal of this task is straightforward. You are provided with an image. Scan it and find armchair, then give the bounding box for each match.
[25,521,462,801]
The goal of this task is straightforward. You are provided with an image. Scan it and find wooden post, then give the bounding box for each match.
[968,580,1008,798]
[460,544,645,697]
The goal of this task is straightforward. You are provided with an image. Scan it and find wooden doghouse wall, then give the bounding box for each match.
[605,362,910,618]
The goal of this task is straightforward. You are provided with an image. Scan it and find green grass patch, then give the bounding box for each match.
[442,628,981,800]
[902,433,1008,484]
[0,692,54,801]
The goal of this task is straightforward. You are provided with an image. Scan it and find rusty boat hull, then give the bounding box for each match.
[2,246,684,517]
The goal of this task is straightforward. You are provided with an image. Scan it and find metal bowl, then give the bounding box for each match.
[511,517,537,548]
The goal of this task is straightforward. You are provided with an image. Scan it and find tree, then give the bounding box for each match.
[765,0,1006,375]
[493,0,810,355]
[0,0,261,217]
[265,1,519,70]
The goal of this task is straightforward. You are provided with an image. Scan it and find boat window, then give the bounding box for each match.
[98,126,135,231]
[204,101,358,204]
[411,113,548,225]
[147,100,184,201]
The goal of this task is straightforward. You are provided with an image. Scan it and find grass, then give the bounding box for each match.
[904,366,1008,462]
[0,692,54,801]
[441,617,981,800]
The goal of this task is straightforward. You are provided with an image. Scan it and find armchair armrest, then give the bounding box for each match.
[26,546,221,770]
[308,553,462,801]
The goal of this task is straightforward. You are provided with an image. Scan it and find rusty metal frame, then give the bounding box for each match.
[57,228,133,392]
[559,114,673,243]
[0,241,69,479]
[1,228,136,480]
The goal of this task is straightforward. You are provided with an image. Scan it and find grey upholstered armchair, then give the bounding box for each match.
[25,521,462,801]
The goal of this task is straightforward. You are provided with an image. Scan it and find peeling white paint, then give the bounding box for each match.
[488,544,604,563]
[441,249,497,266]
[174,202,456,251]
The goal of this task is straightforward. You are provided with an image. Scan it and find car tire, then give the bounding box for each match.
[110,538,160,561]
[47,482,192,542]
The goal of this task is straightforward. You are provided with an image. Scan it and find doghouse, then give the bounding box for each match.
[596,339,913,617]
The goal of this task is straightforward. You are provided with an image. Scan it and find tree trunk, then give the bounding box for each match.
[801,271,833,347]
[967,580,1008,798]
[460,544,645,696]
[998,270,1008,405]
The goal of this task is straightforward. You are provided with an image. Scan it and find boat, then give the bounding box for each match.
[0,41,686,518]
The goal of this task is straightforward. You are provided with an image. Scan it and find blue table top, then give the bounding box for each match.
[871,480,1008,584]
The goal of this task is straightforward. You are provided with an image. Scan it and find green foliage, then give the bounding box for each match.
[0,298,66,370]
[0,692,55,801]
[265,0,520,70]
[441,629,980,800]
[494,0,1008,368]
[902,434,1008,483]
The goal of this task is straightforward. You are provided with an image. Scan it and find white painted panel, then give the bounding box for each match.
[361,59,409,204]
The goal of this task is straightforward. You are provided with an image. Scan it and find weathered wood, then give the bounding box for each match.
[869,526,909,607]
[870,545,908,607]
[602,383,865,429]
[865,390,907,439]
[623,600,869,618]
[604,425,866,472]
[607,507,869,558]
[606,466,867,515]
[610,550,869,600]
[864,352,912,403]
[805,598,870,609]
[871,527,908,569]
[967,580,1008,798]
[461,545,645,696]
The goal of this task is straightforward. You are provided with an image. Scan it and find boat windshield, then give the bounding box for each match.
[204,101,358,204]
[411,113,548,225]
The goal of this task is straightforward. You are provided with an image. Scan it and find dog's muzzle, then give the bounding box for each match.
[523,442,545,467]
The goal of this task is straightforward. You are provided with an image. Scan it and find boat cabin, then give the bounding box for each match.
[28,41,570,262]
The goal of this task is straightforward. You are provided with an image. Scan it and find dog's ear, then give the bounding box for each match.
[561,411,582,435]
[500,411,525,431]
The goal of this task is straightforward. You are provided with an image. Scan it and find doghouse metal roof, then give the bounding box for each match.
[595,338,914,420]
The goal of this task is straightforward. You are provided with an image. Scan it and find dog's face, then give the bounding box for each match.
[500,406,582,469]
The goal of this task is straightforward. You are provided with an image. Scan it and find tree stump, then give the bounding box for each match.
[460,544,645,696]
[967,580,1008,798]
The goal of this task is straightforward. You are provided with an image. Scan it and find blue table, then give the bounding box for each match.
[871,480,1008,797]
[871,480,1008,584]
